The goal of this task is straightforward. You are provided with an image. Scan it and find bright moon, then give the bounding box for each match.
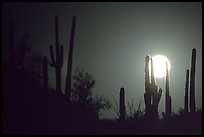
[151,55,171,78]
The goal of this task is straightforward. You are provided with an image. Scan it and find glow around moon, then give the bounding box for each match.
[151,55,171,78]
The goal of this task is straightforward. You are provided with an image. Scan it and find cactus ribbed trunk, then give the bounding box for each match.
[119,87,126,121]
[190,48,196,113]
[50,16,63,93]
[165,62,171,118]
[56,67,61,92]
[144,56,151,117]
[65,16,76,102]
[144,56,162,121]
[184,69,189,113]
[9,21,15,66]
[43,56,48,88]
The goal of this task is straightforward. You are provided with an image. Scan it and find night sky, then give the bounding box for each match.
[3,2,202,119]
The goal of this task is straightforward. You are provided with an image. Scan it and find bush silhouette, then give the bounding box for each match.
[71,68,111,120]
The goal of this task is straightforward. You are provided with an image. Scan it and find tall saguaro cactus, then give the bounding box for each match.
[43,56,48,88]
[50,16,63,93]
[144,56,162,121]
[184,69,189,113]
[8,21,15,66]
[119,87,126,121]
[190,48,196,113]
[65,16,76,102]
[165,62,171,118]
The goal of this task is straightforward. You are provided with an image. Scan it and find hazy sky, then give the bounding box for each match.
[3,2,202,119]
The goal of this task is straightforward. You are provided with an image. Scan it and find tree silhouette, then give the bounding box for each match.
[71,68,111,119]
[72,69,95,103]
[8,31,43,84]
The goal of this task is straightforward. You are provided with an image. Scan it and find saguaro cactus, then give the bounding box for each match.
[190,48,196,113]
[8,21,15,66]
[43,56,48,88]
[144,56,162,121]
[65,16,76,102]
[119,87,126,121]
[165,62,171,118]
[184,69,189,113]
[50,16,63,93]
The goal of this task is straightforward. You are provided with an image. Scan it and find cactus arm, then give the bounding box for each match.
[65,16,76,100]
[43,56,48,88]
[165,61,172,117]
[145,55,150,97]
[151,58,155,85]
[157,88,162,104]
[166,62,169,92]
[60,45,63,68]
[190,48,196,113]
[184,69,189,112]
[145,55,150,87]
[49,44,56,67]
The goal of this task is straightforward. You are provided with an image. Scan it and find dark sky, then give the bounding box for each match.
[2,2,202,119]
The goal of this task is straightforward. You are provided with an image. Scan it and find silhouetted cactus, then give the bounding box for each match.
[43,56,48,88]
[190,48,196,113]
[119,87,126,121]
[184,69,189,113]
[65,16,76,102]
[144,56,162,121]
[8,21,15,66]
[165,62,171,118]
[50,16,63,93]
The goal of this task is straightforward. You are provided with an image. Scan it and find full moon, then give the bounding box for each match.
[151,55,171,78]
